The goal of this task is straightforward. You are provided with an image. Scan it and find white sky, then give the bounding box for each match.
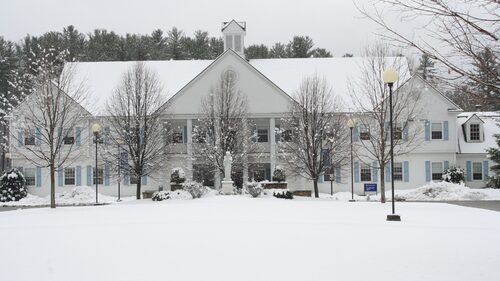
[0,0,420,56]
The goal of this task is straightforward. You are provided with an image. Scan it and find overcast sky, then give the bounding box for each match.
[0,0,414,56]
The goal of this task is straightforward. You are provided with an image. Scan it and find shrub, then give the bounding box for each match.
[273,190,293,199]
[442,167,465,184]
[0,169,28,202]
[170,168,186,184]
[152,190,192,201]
[486,175,500,189]
[245,182,263,198]
[272,166,286,182]
[182,181,206,199]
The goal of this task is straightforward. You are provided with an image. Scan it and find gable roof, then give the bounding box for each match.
[221,20,246,31]
[457,111,500,154]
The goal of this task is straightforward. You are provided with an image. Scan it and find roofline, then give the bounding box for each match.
[413,74,463,111]
[221,20,246,31]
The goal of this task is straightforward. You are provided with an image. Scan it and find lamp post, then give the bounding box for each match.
[347,118,356,202]
[91,123,102,204]
[383,69,401,222]
[117,139,124,202]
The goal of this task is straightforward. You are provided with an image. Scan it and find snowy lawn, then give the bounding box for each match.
[0,196,499,281]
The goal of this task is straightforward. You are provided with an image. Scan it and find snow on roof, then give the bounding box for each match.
[249,56,410,111]
[67,60,213,115]
[68,55,409,115]
[457,111,500,154]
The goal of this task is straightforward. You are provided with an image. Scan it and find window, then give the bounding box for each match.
[393,162,403,181]
[225,35,233,49]
[473,162,482,180]
[234,35,242,52]
[130,174,138,185]
[360,125,370,140]
[324,166,335,181]
[93,167,103,185]
[431,162,443,181]
[360,164,371,182]
[394,125,403,140]
[470,124,480,141]
[172,128,183,143]
[253,169,266,182]
[24,130,35,146]
[431,122,442,139]
[63,129,75,145]
[257,128,268,142]
[25,168,36,186]
[65,167,75,185]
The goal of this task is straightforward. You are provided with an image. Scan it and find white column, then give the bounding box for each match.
[270,117,276,173]
[243,117,249,184]
[186,119,193,180]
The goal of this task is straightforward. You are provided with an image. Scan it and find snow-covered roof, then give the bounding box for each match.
[67,55,410,115]
[68,60,213,115]
[457,111,500,154]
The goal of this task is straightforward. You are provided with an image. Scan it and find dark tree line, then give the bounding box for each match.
[245,36,333,59]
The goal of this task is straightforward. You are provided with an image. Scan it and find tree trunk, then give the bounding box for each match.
[136,180,142,199]
[50,162,56,208]
[313,178,319,198]
[380,164,386,203]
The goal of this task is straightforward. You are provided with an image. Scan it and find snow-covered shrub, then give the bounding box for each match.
[400,181,487,201]
[272,166,286,182]
[170,168,186,184]
[245,182,263,198]
[0,169,27,202]
[486,175,500,189]
[152,190,192,201]
[442,167,465,184]
[273,190,293,199]
[182,181,206,199]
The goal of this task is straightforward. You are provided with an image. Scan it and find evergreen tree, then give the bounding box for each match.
[311,48,332,58]
[62,25,86,61]
[469,47,500,111]
[208,37,223,59]
[191,30,210,59]
[416,53,437,81]
[86,29,122,61]
[342,53,354,57]
[149,29,167,60]
[245,44,269,59]
[288,36,314,58]
[166,27,185,60]
[269,43,287,58]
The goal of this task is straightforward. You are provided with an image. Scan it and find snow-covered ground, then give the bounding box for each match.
[0,196,499,281]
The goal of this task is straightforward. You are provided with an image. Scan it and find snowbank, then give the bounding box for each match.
[399,182,492,201]
[0,186,131,207]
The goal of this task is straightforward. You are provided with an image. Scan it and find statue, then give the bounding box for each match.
[223,151,232,180]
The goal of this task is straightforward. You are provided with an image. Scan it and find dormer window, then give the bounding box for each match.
[469,123,480,141]
[225,35,233,49]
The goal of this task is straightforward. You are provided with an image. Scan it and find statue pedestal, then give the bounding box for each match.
[221,180,234,195]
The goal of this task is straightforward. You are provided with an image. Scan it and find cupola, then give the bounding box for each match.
[221,20,246,57]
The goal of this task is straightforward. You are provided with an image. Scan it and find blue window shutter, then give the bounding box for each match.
[104,164,110,186]
[141,175,148,185]
[104,126,110,145]
[319,172,324,183]
[385,163,391,182]
[125,174,130,185]
[372,161,378,182]
[443,121,449,141]
[335,165,341,183]
[36,167,42,187]
[35,127,42,146]
[18,130,23,147]
[58,167,64,187]
[425,161,431,182]
[75,127,81,146]
[403,161,409,182]
[183,126,188,143]
[403,125,409,141]
[353,126,359,142]
[424,120,430,141]
[76,166,81,186]
[354,161,360,183]
[443,160,449,171]
[483,161,489,179]
[466,161,472,181]
[86,165,92,186]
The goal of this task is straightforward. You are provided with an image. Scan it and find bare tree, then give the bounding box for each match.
[278,75,348,198]
[349,43,423,203]
[192,71,255,188]
[105,62,168,199]
[356,0,499,91]
[10,48,89,208]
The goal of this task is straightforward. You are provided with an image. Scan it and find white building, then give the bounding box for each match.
[9,20,499,197]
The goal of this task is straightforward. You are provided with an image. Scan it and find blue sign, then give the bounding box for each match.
[364,183,377,193]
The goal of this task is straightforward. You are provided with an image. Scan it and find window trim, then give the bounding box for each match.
[257,127,269,143]
[431,162,443,181]
[431,122,443,140]
[469,123,481,142]
[393,162,403,181]
[64,167,75,186]
[93,167,104,185]
[24,168,36,186]
[472,162,483,181]
[359,125,370,141]
[360,164,371,182]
